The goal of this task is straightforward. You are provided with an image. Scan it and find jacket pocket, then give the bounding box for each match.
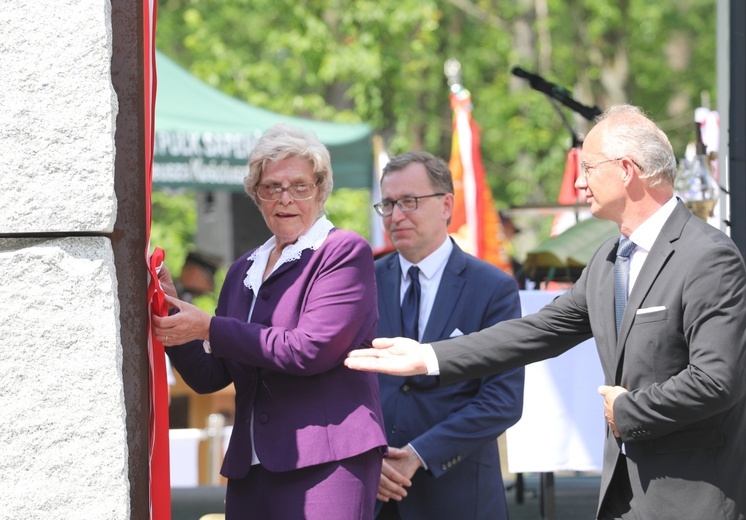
[634,308,667,324]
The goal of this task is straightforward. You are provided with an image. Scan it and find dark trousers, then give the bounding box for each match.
[376,499,402,520]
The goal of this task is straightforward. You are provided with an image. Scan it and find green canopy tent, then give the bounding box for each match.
[152,51,373,191]
[523,217,620,283]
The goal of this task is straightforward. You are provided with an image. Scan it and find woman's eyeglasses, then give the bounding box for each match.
[255,183,317,201]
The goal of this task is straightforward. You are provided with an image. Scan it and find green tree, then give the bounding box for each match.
[325,188,372,239]
[155,0,716,236]
[150,189,197,275]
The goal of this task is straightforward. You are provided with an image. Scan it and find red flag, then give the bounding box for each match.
[447,88,512,274]
[550,147,588,237]
[370,135,394,257]
[144,1,172,518]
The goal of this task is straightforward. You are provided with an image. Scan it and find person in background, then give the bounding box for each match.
[174,251,222,303]
[499,211,528,290]
[371,151,524,520]
[153,123,387,520]
[345,105,746,520]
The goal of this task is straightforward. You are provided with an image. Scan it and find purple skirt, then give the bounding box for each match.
[225,448,383,520]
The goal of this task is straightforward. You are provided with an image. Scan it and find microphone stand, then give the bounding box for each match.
[512,68,593,230]
[511,67,601,146]
[547,97,583,148]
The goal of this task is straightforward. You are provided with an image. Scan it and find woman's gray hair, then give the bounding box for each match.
[596,104,677,188]
[244,123,334,205]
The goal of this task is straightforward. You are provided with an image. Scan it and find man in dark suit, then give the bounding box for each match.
[348,105,746,520]
[371,151,524,520]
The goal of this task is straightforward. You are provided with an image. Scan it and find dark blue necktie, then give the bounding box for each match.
[614,238,636,333]
[401,265,421,340]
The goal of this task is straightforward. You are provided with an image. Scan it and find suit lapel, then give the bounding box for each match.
[421,245,467,343]
[613,202,689,374]
[378,253,404,337]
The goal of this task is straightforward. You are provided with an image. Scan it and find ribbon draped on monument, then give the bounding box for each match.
[144,0,172,518]
[146,248,171,519]
[447,86,512,274]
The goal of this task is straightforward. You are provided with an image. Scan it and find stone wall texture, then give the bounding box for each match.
[0,1,128,518]
[0,0,117,234]
[0,238,128,519]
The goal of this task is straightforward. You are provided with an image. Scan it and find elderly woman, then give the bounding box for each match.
[153,124,386,519]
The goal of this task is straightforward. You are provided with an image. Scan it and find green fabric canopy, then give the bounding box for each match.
[524,217,620,280]
[152,51,373,191]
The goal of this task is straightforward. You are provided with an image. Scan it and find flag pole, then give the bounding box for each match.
[444,59,513,274]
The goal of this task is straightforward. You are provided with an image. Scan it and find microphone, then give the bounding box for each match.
[511,67,602,121]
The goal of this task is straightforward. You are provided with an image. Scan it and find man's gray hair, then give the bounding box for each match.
[596,104,677,188]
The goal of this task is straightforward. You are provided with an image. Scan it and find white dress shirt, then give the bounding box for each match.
[397,236,453,468]
[625,196,677,295]
[398,237,453,342]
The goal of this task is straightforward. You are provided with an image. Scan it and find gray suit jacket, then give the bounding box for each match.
[433,202,746,520]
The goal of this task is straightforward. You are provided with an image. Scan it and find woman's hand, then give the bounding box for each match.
[157,265,179,300]
[152,294,211,346]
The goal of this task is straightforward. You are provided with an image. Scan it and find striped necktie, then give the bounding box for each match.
[614,238,636,333]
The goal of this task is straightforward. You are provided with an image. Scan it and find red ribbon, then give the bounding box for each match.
[144,1,170,517]
[147,247,171,519]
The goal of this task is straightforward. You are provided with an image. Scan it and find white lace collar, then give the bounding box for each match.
[244,216,335,292]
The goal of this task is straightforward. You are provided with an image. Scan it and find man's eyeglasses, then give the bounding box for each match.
[255,183,317,201]
[373,193,445,217]
[580,157,643,179]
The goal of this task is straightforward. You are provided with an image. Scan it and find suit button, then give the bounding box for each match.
[258,414,269,424]
[441,464,447,471]
[401,384,410,392]
[259,289,270,300]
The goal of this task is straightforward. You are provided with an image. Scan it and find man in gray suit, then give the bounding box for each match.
[346,104,746,520]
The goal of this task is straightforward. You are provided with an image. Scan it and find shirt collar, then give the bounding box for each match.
[244,215,334,291]
[398,236,453,280]
[628,196,677,251]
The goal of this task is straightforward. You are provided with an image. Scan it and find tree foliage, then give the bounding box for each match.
[150,190,197,274]
[150,190,220,312]
[154,0,716,259]
[157,0,716,208]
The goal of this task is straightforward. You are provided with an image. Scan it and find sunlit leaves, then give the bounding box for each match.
[156,0,717,236]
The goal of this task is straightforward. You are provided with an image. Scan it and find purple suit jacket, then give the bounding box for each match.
[167,228,387,479]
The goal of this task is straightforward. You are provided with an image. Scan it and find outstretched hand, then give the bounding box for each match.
[344,337,429,376]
